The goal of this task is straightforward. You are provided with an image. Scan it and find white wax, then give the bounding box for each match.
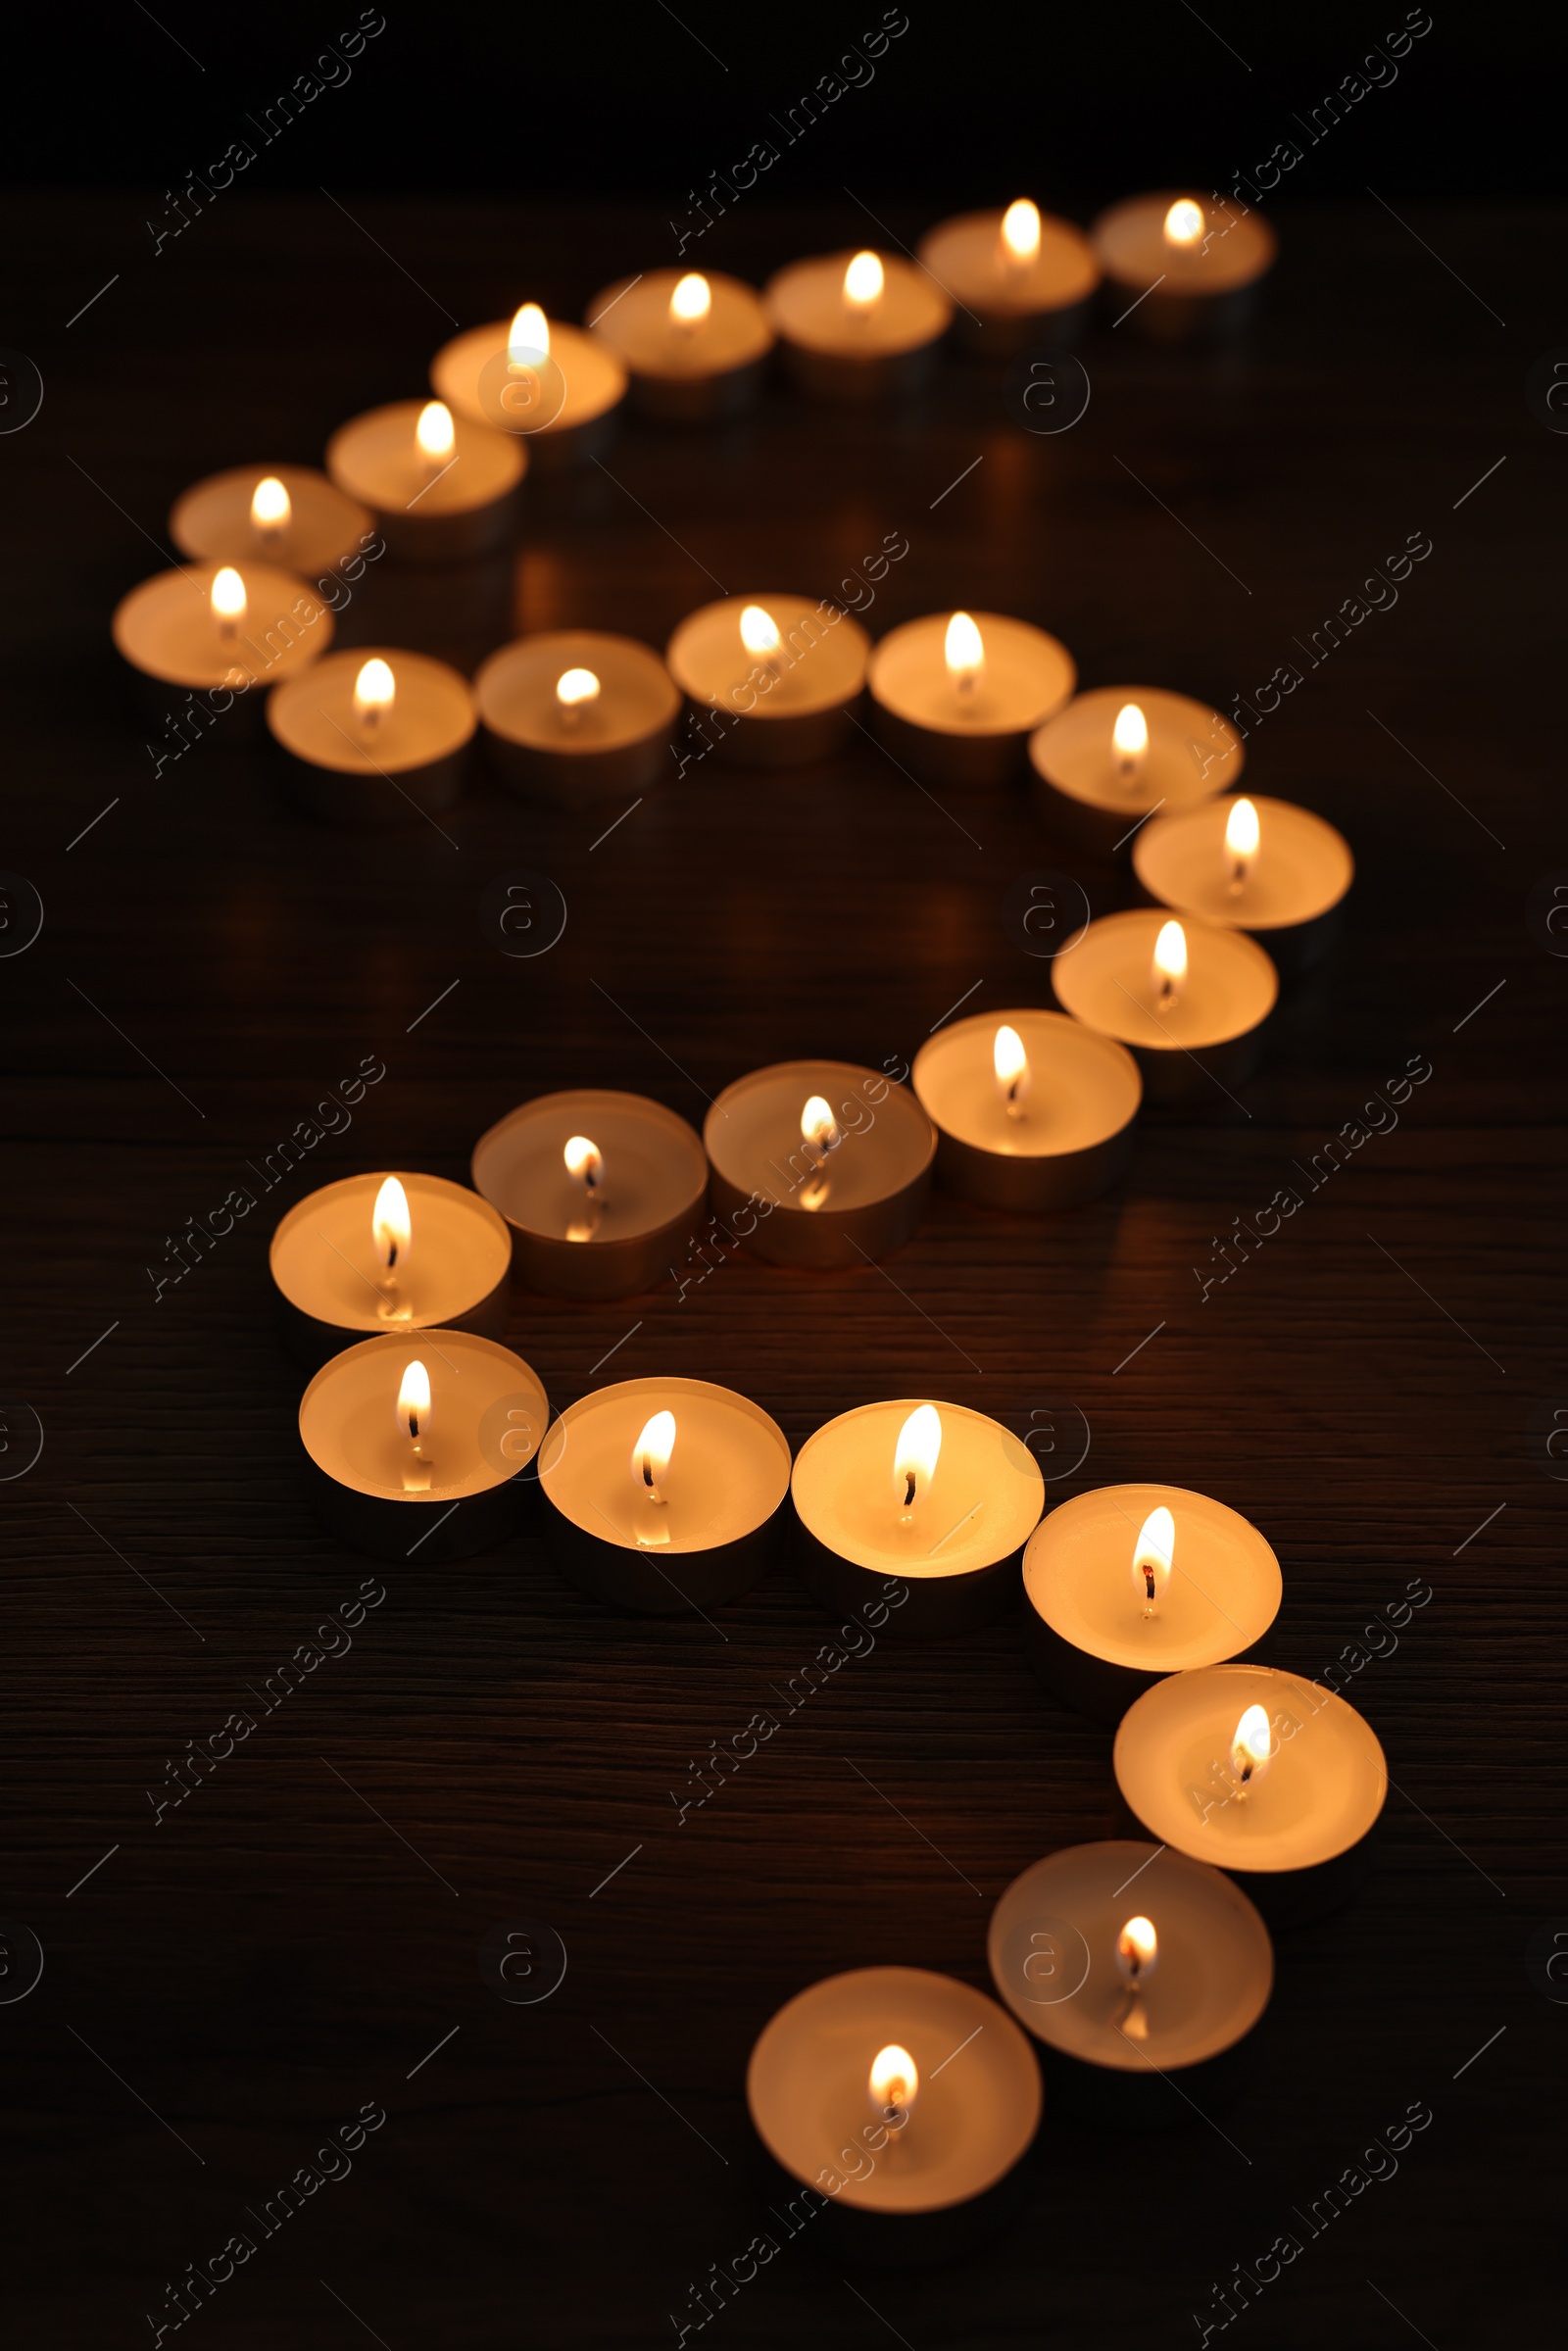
[870,612,1075,737]
[325,400,522,523]
[917,208,1100,317]
[793,1399,1043,1581]
[1029,686,1242,820]
[1114,1665,1388,1874]
[666,596,869,723]
[270,1172,511,1335]
[1052,909,1277,1053]
[988,1841,1273,2071]
[1091,193,1277,295]
[430,317,627,439]
[705,1060,931,1216]
[913,1009,1140,1160]
[539,1376,788,1554]
[1024,1484,1281,1675]
[112,561,330,690]
[299,1331,547,1499]
[763,251,952,360]
[268,648,474,777]
[1134,795,1354,932]
[169,465,372,576]
[472,1090,707,1247]
[748,1966,1040,2214]
[476,632,679,757]
[588,269,773,381]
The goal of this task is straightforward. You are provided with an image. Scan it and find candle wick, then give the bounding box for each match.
[903,1472,916,1509]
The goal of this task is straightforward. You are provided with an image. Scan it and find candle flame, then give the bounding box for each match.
[250,475,290,531]
[1230,1703,1274,1788]
[556,666,601,709]
[632,1409,676,1498]
[1116,1915,1158,1979]
[564,1134,603,1191]
[416,400,455,461]
[801,1095,840,1155]
[740,603,782,659]
[994,1023,1030,1117]
[670,271,711,326]
[353,658,395,727]
[1225,796,1260,893]
[945,611,984,691]
[1112,702,1149,766]
[1001,198,1041,266]
[843,249,884,311]
[396,1358,430,1445]
[1131,1504,1174,1611]
[1163,198,1205,249]
[893,1404,942,1510]
[371,1175,410,1272]
[509,303,550,367]
[211,565,246,624]
[869,2042,918,2117]
[1152,919,1188,1004]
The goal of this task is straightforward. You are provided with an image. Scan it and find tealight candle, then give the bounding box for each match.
[475,631,681,805]
[169,465,373,577]
[538,1375,790,1614]
[112,560,330,726]
[1134,794,1354,976]
[1051,909,1278,1102]
[916,198,1101,356]
[471,1088,708,1300]
[869,611,1076,788]
[267,647,476,824]
[429,303,628,471]
[665,594,870,768]
[704,1059,934,1270]
[1028,686,1242,860]
[1022,1483,1282,1720]
[792,1398,1044,1638]
[1114,1664,1389,1922]
[762,249,952,401]
[988,1841,1272,2117]
[298,1330,548,1562]
[586,268,774,423]
[269,1171,514,1365]
[323,398,524,563]
[1090,190,1277,342]
[911,1008,1142,1212]
[747,1967,1041,2265]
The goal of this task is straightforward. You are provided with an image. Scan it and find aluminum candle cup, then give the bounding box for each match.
[169,465,374,577]
[746,1968,1042,2269]
[1051,909,1278,1103]
[762,250,952,401]
[111,561,330,735]
[1114,1664,1389,1923]
[269,1172,513,1367]
[1028,686,1242,861]
[267,647,475,824]
[587,269,773,423]
[988,1841,1272,2123]
[429,311,627,471]
[869,612,1075,788]
[324,400,524,563]
[916,202,1100,357]
[475,631,681,806]
[471,1089,708,1301]
[537,1375,790,1614]
[911,1009,1141,1212]
[1133,794,1354,977]
[791,1398,1045,1639]
[665,595,870,769]
[298,1331,548,1563]
[1022,1484,1282,1721]
[1090,191,1277,342]
[704,1060,933,1270]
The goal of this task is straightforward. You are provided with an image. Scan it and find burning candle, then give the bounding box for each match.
[762,247,952,401]
[1022,1483,1281,1719]
[1050,908,1278,1102]
[270,1170,514,1364]
[538,1375,790,1613]
[1133,793,1354,976]
[1112,1914,1158,2040]
[475,630,681,805]
[472,1088,708,1300]
[323,396,524,563]
[1028,685,1243,859]
[1114,1664,1389,1922]
[917,196,1101,356]
[911,1006,1142,1212]
[868,609,1075,787]
[792,1397,1044,1638]
[169,463,372,576]
[429,302,628,471]
[665,593,870,768]
[1090,189,1277,342]
[704,1058,934,1270]
[586,266,774,423]
[111,558,330,729]
[267,646,476,825]
[298,1330,549,1561]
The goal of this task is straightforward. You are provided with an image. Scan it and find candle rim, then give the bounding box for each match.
[270,1169,512,1332]
[1023,1481,1282,1667]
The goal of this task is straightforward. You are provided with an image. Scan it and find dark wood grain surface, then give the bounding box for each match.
[1,189,1563,2347]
